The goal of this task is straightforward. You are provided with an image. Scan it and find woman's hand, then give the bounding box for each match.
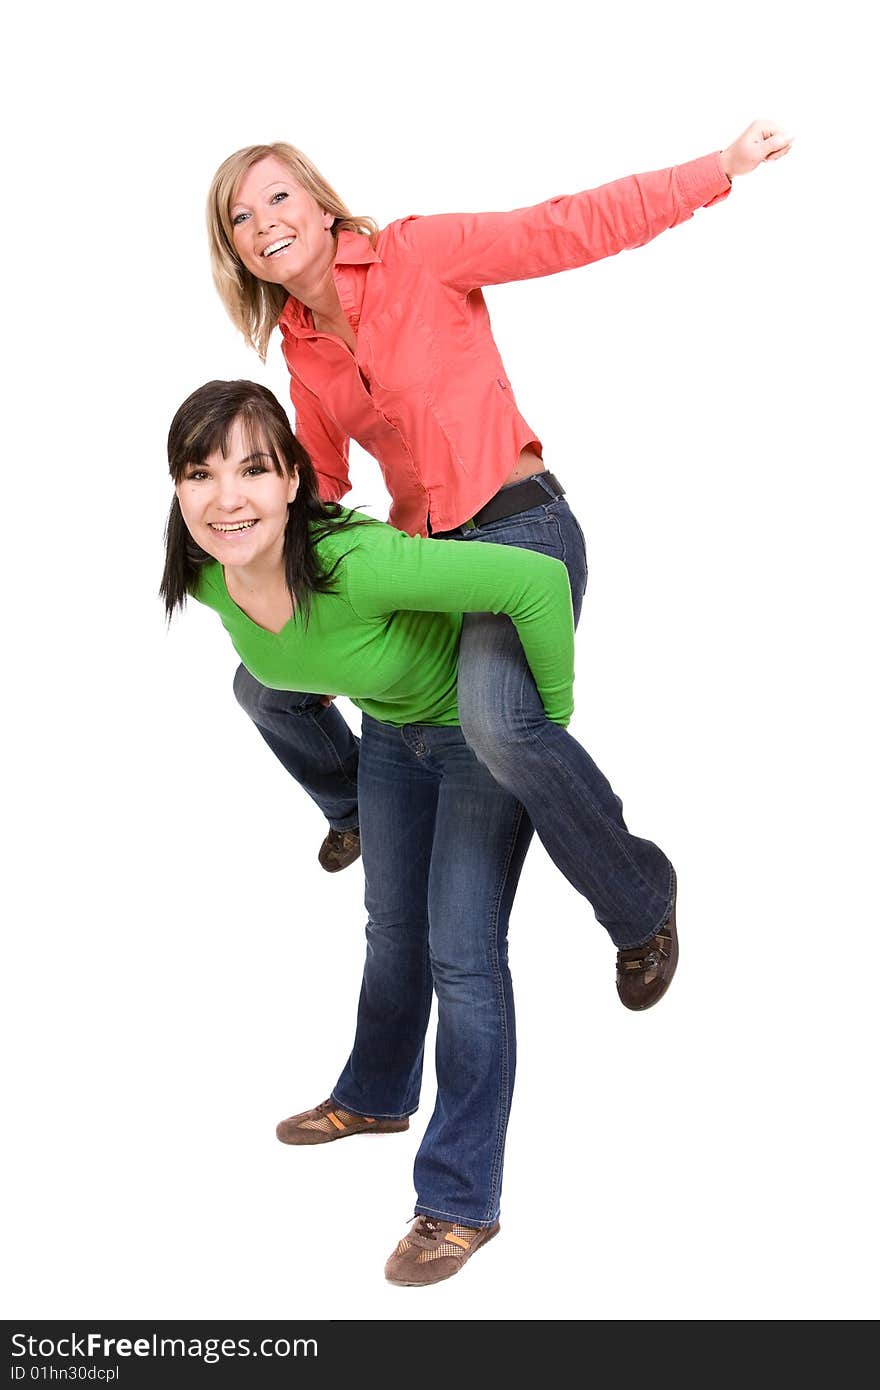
[720,120,794,179]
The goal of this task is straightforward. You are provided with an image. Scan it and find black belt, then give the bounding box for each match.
[464,471,565,529]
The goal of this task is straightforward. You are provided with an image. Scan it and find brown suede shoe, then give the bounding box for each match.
[384,1215,500,1286]
[318,826,361,873]
[276,1098,409,1146]
[616,884,679,1011]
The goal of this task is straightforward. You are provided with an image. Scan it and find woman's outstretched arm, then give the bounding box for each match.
[390,118,792,294]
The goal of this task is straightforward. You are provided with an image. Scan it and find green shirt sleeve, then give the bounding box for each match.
[343,527,575,725]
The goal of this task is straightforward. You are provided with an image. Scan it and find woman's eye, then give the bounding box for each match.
[245,465,268,477]
[231,211,249,227]
[270,191,288,205]
[185,470,209,482]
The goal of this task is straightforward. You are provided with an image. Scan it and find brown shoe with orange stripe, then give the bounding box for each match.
[275,1097,409,1145]
[384,1214,500,1286]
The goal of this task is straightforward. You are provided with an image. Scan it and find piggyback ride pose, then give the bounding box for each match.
[164,377,582,1284]
[206,119,791,1008]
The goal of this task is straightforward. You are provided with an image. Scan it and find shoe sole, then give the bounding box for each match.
[318,854,361,873]
[277,1120,409,1145]
[385,1223,500,1286]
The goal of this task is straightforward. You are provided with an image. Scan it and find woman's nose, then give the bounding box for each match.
[216,479,246,509]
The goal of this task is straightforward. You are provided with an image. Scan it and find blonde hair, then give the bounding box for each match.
[207,142,379,361]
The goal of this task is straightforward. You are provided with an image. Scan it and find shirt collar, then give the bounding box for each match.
[280,230,380,334]
[333,228,381,266]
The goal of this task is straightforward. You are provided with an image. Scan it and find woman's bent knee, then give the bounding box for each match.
[233,664,323,721]
[458,699,546,779]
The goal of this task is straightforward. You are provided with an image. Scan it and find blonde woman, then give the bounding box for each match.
[206,120,791,1010]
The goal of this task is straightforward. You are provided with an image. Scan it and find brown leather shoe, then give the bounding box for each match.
[384,1215,500,1286]
[276,1098,409,1145]
[616,882,679,1011]
[318,826,361,873]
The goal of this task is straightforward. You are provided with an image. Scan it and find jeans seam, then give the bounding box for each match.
[528,720,669,921]
[349,718,433,1117]
[481,801,525,1225]
[460,596,665,934]
[307,713,360,793]
[628,863,677,948]
[328,1092,417,1121]
[544,507,565,564]
[414,1203,499,1229]
[466,649,666,925]
[543,504,587,600]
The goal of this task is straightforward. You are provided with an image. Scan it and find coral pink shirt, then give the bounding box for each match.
[279,153,731,537]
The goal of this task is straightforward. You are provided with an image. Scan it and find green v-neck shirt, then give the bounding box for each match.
[193,513,575,727]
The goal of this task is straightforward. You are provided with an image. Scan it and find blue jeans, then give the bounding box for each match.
[232,668,360,833]
[332,714,533,1226]
[233,479,674,947]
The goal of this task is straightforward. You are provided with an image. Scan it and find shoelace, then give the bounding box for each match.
[412,1216,442,1241]
[619,931,671,973]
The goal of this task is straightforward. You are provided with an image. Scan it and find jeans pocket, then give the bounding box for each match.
[542,503,588,611]
[474,506,562,552]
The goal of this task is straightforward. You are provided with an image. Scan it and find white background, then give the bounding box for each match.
[3,0,877,1323]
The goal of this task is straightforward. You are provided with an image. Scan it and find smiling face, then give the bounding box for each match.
[175,415,299,575]
[230,155,336,289]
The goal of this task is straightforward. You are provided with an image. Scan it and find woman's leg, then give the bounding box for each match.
[232,665,360,834]
[446,486,675,950]
[331,717,438,1118]
[410,726,533,1229]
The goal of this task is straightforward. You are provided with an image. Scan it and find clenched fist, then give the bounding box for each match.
[720,120,794,179]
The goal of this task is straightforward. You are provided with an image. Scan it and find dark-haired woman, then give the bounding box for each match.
[163,377,583,1284]
[204,119,791,1006]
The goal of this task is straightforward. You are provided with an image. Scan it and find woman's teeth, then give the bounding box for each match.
[209,520,258,533]
[263,237,295,257]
